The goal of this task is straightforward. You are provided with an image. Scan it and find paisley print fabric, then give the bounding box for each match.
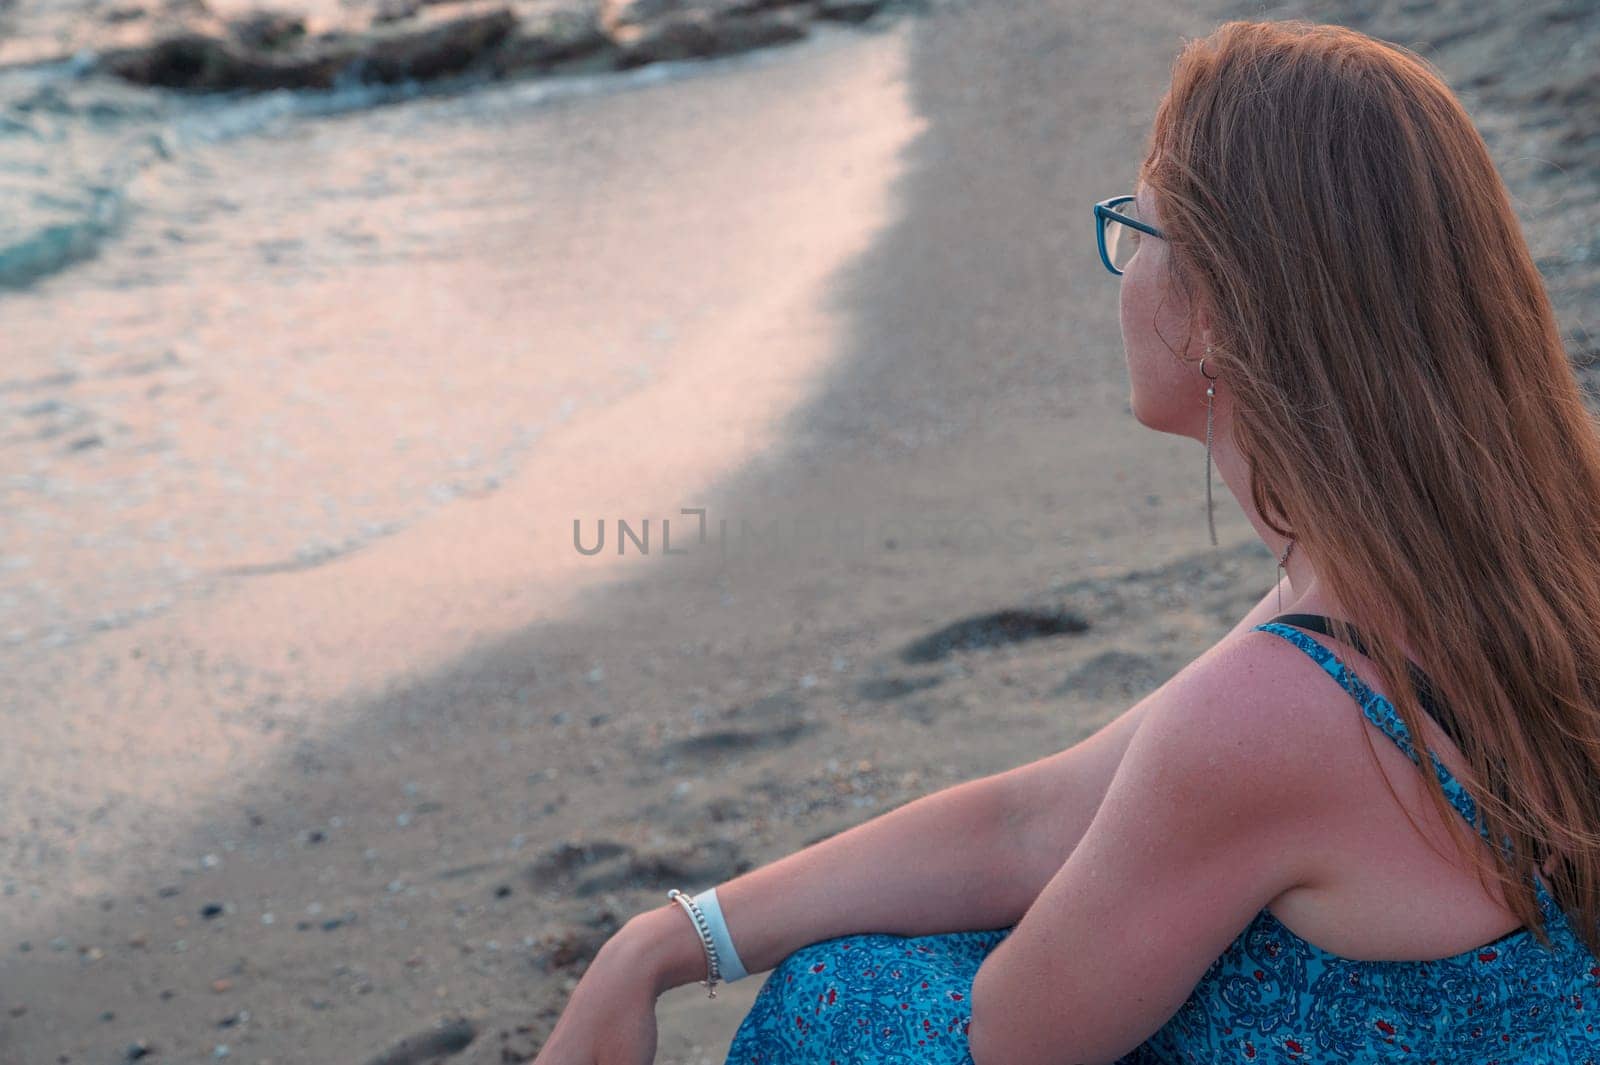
[723,621,1600,1064]
[723,927,1013,1064]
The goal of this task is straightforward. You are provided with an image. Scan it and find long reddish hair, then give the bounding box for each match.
[1141,18,1600,955]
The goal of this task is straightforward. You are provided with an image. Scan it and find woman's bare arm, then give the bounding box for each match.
[622,574,1294,996]
[621,772,1029,994]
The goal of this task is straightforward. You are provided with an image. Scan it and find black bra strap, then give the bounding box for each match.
[1267,613,1469,754]
[1266,612,1531,862]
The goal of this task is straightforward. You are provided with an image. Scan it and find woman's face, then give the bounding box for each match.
[1118,181,1211,440]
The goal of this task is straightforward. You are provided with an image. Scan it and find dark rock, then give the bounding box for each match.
[612,7,808,68]
[227,8,306,48]
[97,33,343,90]
[98,6,515,91]
[371,0,421,24]
[658,718,813,760]
[200,903,224,919]
[899,607,1090,663]
[361,1017,478,1065]
[816,0,882,21]
[489,8,610,76]
[351,7,517,83]
[601,0,800,33]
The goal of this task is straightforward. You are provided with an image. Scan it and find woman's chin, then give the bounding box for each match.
[1127,391,1191,437]
[1127,389,1161,431]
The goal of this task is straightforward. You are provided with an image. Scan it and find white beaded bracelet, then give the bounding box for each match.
[667,887,749,997]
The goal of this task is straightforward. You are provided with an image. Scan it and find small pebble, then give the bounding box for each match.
[201,903,224,919]
[212,978,232,993]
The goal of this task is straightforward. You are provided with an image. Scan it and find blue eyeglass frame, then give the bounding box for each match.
[1093,194,1165,276]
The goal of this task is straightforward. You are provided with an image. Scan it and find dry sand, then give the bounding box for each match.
[1,0,1595,1062]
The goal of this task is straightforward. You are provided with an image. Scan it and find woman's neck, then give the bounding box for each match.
[1206,417,1328,612]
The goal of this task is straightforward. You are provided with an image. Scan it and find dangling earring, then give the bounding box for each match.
[1276,539,1295,611]
[1200,344,1220,548]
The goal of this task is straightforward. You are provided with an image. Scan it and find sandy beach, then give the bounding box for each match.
[1,0,1595,1061]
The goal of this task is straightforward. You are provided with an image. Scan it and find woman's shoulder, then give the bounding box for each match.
[1130,631,1359,802]
[1078,636,1348,903]
[1162,624,1388,801]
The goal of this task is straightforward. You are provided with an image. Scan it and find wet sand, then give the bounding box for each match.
[2,0,1596,1061]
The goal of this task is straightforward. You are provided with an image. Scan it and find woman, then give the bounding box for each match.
[533,18,1600,1064]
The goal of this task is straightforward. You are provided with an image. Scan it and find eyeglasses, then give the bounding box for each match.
[1094,194,1165,276]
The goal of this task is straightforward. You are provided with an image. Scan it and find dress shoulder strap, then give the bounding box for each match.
[1265,613,1469,753]
[1251,614,1557,912]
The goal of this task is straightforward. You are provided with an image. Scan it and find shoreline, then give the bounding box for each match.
[0,0,930,91]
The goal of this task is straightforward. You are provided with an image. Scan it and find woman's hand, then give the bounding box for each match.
[530,933,662,1065]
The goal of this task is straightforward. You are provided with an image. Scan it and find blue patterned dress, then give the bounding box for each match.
[723,620,1600,1064]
